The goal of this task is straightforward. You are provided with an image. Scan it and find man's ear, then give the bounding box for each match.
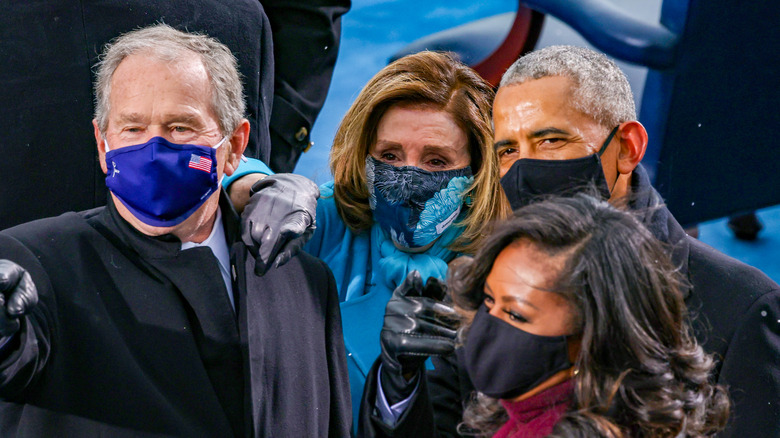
[223,119,251,176]
[94,119,108,174]
[616,120,648,175]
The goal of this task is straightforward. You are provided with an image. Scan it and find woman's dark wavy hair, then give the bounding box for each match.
[450,193,729,437]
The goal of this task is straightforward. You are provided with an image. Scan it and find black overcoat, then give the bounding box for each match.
[0,0,350,229]
[359,165,780,437]
[0,195,351,437]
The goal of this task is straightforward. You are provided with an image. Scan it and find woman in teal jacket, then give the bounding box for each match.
[227,52,507,428]
[303,51,509,428]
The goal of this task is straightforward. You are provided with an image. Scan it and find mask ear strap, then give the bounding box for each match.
[597,126,620,157]
[103,137,111,152]
[213,136,229,149]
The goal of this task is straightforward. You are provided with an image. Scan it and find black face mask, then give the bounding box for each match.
[463,304,573,400]
[500,126,619,211]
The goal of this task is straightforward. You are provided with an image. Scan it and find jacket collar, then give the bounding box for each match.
[100,189,241,261]
[628,164,692,297]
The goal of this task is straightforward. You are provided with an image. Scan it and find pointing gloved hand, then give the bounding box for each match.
[241,173,319,276]
[0,260,38,339]
[379,270,458,404]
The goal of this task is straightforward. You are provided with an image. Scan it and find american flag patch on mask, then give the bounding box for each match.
[188,154,212,172]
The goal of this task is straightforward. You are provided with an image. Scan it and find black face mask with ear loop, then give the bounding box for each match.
[463,304,574,400]
[500,126,619,211]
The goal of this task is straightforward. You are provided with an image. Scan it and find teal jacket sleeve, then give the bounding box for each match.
[221,157,274,190]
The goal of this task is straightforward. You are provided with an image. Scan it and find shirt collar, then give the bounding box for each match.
[181,209,231,278]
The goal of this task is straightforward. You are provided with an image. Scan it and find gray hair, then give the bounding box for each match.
[500,45,636,129]
[94,23,245,136]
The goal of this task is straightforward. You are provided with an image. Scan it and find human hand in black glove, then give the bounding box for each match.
[240,174,319,276]
[0,260,38,338]
[379,271,458,404]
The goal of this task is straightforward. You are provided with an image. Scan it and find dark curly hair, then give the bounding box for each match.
[450,193,729,437]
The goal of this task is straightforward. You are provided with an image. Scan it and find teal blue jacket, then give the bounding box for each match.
[305,181,462,432]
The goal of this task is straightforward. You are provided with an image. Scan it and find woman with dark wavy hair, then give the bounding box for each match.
[451,193,729,438]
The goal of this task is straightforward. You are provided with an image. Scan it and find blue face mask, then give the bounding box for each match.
[365,156,474,249]
[104,136,227,227]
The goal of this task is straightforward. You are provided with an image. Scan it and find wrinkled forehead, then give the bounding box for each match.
[108,52,213,113]
[493,77,601,133]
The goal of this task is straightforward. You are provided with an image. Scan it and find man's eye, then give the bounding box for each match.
[498,147,517,157]
[540,138,565,145]
[173,126,191,133]
[126,127,142,133]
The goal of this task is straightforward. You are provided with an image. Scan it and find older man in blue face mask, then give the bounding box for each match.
[0,24,350,437]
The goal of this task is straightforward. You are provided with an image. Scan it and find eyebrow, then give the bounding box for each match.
[502,294,539,310]
[116,113,203,127]
[116,112,148,124]
[375,140,460,153]
[493,139,514,150]
[493,127,572,150]
[484,281,540,310]
[529,127,570,138]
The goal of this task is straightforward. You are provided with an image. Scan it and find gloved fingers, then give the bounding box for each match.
[256,225,285,271]
[249,176,278,196]
[6,271,37,317]
[423,277,448,301]
[409,319,458,340]
[277,211,313,238]
[246,224,275,276]
[258,215,312,271]
[383,296,458,333]
[250,174,320,204]
[271,233,309,270]
[0,260,26,293]
[383,308,458,337]
[403,295,459,323]
[0,261,31,336]
[394,271,424,298]
[253,258,269,277]
[269,173,320,199]
[416,309,460,333]
[390,332,456,357]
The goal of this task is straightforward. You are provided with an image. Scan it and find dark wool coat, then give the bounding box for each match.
[359,165,780,438]
[0,195,351,437]
[0,0,350,229]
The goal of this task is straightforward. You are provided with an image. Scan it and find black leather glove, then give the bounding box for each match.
[379,271,458,404]
[0,260,38,339]
[241,174,319,276]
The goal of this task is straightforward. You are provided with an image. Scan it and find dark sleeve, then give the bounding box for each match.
[261,0,351,173]
[358,358,436,438]
[357,352,467,437]
[427,351,470,437]
[717,290,780,437]
[0,234,54,400]
[322,259,352,437]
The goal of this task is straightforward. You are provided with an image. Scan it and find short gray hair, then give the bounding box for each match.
[94,23,245,136]
[500,45,636,128]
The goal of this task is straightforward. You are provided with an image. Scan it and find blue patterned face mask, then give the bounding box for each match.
[365,156,474,249]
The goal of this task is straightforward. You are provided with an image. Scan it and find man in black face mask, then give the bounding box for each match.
[357,46,780,438]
